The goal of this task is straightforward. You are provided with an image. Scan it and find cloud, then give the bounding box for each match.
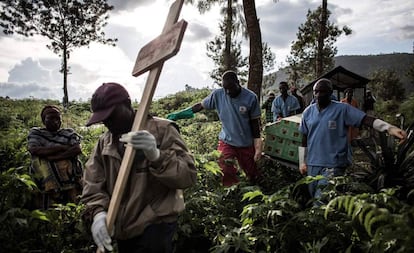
[258,1,318,48]
[104,24,144,62]
[108,0,154,13]
[186,22,213,41]
[7,58,54,83]
[2,56,105,101]
[1,0,413,102]
[0,82,59,99]
[400,25,414,40]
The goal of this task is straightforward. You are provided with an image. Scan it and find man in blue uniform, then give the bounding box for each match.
[271,81,300,121]
[167,70,262,186]
[298,78,407,200]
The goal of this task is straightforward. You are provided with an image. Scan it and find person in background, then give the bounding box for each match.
[271,81,300,121]
[27,105,83,209]
[363,90,376,115]
[81,82,197,253]
[340,88,360,142]
[262,91,275,123]
[167,70,262,187]
[290,86,305,113]
[298,78,407,201]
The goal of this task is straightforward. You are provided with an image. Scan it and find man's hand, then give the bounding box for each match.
[91,212,113,252]
[298,146,307,175]
[120,131,160,161]
[388,126,407,143]
[253,138,263,161]
[299,164,307,175]
[167,107,194,121]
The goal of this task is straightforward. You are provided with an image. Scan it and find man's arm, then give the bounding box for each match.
[29,143,82,161]
[271,98,282,121]
[167,102,204,121]
[250,118,262,161]
[46,144,82,161]
[298,134,308,175]
[289,96,300,115]
[361,115,407,142]
[191,103,204,113]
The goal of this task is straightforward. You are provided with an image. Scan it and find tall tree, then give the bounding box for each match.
[187,0,245,73]
[0,0,117,107]
[287,3,352,83]
[242,0,263,98]
[316,0,327,77]
[206,19,248,85]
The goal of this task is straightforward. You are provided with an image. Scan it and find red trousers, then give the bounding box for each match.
[217,140,261,186]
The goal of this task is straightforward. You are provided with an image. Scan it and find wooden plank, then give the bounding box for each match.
[103,0,185,244]
[132,20,187,77]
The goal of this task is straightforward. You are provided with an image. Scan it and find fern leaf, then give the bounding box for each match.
[325,196,340,218]
[242,190,264,201]
[363,208,381,233]
[365,208,390,237]
[346,196,356,217]
[343,195,352,212]
[358,203,375,224]
[351,200,364,220]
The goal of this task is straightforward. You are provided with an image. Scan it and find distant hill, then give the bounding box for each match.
[270,53,414,95]
[334,53,414,93]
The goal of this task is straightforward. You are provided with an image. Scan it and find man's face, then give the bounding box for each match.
[313,82,332,107]
[223,79,241,98]
[279,84,288,95]
[345,90,353,99]
[103,104,134,136]
[44,112,61,132]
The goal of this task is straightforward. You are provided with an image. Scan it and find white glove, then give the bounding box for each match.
[91,211,113,252]
[120,130,160,161]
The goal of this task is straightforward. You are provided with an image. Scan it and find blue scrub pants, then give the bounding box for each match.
[307,166,346,199]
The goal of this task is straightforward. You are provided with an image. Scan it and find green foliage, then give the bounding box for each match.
[37,203,95,253]
[207,29,248,85]
[1,89,414,253]
[369,69,405,101]
[325,190,414,252]
[396,94,414,128]
[0,166,93,252]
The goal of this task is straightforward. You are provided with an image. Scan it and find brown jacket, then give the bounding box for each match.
[81,117,196,240]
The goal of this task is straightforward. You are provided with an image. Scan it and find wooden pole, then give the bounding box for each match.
[96,1,185,252]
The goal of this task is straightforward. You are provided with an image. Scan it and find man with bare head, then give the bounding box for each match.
[298,78,407,202]
[271,81,300,121]
[168,70,263,186]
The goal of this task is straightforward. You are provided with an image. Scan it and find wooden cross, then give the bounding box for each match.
[102,0,187,246]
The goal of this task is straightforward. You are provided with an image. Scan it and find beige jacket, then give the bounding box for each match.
[81,117,196,240]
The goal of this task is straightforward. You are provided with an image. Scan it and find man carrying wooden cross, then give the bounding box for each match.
[81,82,197,252]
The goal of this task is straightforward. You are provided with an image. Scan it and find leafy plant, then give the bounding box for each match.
[325,189,414,252]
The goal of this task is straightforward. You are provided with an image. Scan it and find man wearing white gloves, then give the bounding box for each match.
[81,82,197,253]
[298,78,407,201]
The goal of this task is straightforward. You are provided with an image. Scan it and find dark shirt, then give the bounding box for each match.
[292,93,305,113]
[262,98,274,123]
[364,95,376,112]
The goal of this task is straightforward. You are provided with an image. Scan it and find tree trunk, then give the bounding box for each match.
[62,21,69,109]
[316,0,327,77]
[62,46,69,108]
[242,0,263,99]
[224,0,233,71]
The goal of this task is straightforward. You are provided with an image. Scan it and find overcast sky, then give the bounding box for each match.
[0,0,413,102]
